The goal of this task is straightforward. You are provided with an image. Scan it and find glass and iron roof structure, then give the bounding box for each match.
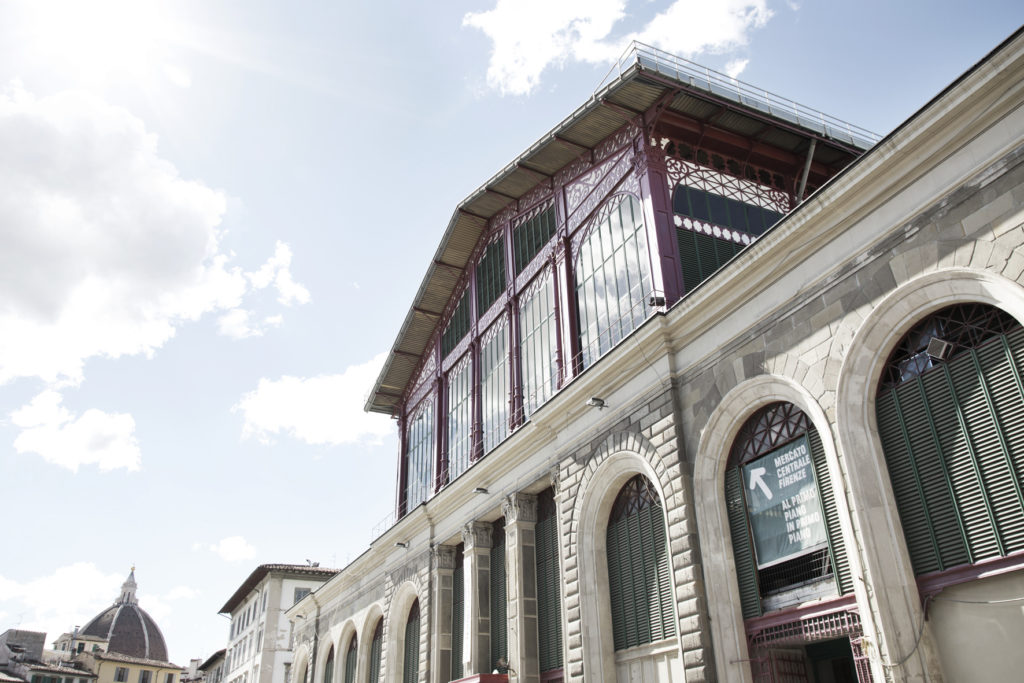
[365,41,880,416]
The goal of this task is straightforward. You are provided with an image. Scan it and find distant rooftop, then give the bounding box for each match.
[219,564,339,614]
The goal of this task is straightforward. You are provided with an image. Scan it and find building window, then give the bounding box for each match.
[490,518,507,671]
[725,402,853,618]
[343,635,357,683]
[367,619,383,683]
[445,356,472,483]
[450,544,464,680]
[519,269,558,418]
[139,671,152,683]
[442,293,470,358]
[404,401,434,510]
[535,488,563,672]
[876,303,1024,575]
[293,587,311,605]
[115,669,129,683]
[476,239,506,316]
[322,647,333,683]
[77,642,85,653]
[480,318,509,454]
[513,205,557,274]
[402,601,420,683]
[165,674,174,683]
[575,194,652,369]
[606,475,675,650]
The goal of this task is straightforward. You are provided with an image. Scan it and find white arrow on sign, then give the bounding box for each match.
[748,467,773,500]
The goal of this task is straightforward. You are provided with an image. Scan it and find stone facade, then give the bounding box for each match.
[287,31,1024,683]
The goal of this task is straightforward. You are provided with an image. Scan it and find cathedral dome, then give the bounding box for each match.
[80,569,169,662]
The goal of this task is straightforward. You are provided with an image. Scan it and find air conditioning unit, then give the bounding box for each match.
[926,337,953,360]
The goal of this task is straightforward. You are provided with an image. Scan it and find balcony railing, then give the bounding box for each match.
[597,41,881,151]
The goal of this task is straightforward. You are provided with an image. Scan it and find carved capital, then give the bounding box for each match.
[431,544,457,571]
[502,492,538,524]
[462,521,493,551]
[549,467,561,494]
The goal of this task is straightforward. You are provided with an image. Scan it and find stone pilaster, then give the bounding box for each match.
[503,493,540,683]
[430,545,457,683]
[461,521,493,675]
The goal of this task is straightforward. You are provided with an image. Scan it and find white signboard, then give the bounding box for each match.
[741,435,828,568]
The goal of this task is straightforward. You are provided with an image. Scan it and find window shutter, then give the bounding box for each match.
[535,490,563,672]
[403,603,419,683]
[809,430,853,595]
[490,519,507,671]
[877,326,1024,574]
[343,638,356,683]
[451,546,464,680]
[676,229,742,292]
[725,467,761,618]
[368,620,382,683]
[606,476,675,650]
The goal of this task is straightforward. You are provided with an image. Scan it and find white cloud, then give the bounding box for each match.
[235,353,394,446]
[0,563,124,636]
[209,536,256,562]
[247,241,311,306]
[163,64,192,88]
[11,390,141,472]
[0,85,310,386]
[464,0,773,95]
[724,58,749,79]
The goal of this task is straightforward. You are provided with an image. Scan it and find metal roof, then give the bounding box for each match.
[366,42,879,415]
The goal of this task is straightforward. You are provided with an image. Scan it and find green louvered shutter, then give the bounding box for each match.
[451,545,464,680]
[343,638,356,683]
[322,649,333,683]
[367,620,382,683]
[403,602,420,683]
[725,467,761,618]
[809,430,853,595]
[606,476,675,651]
[535,489,563,672]
[490,519,507,671]
[877,327,1024,574]
[677,229,743,292]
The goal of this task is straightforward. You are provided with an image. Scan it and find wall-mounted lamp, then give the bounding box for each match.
[649,295,666,307]
[587,397,606,410]
[394,541,409,549]
[472,487,489,495]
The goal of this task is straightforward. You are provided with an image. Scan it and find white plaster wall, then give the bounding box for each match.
[928,570,1024,682]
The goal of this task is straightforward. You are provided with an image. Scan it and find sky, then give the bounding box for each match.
[0,0,1020,668]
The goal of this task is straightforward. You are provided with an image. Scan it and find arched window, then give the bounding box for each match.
[403,601,420,683]
[343,635,356,683]
[575,194,653,369]
[876,303,1024,575]
[725,403,852,618]
[322,648,333,683]
[366,620,382,683]
[606,475,675,650]
[404,402,433,511]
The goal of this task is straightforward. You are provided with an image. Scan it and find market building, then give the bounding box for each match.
[289,28,1024,683]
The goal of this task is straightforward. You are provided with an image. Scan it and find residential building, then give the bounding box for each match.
[219,566,338,683]
[196,651,225,683]
[288,28,1024,683]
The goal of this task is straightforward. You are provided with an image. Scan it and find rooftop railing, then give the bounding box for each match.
[597,41,882,151]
